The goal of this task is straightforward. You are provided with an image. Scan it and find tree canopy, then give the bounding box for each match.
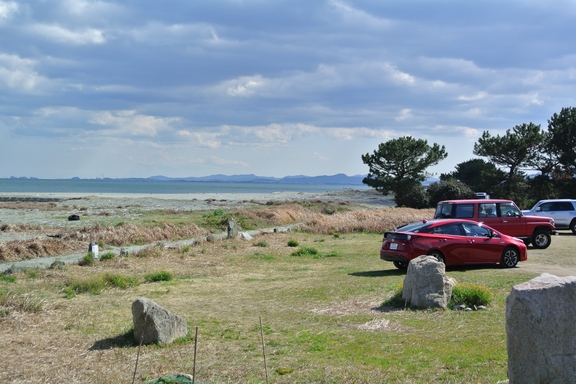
[361,136,447,199]
[547,106,576,176]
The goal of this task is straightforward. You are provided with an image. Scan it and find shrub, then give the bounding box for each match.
[449,282,492,308]
[287,239,299,247]
[63,273,140,298]
[427,180,476,207]
[103,273,139,289]
[144,270,174,283]
[291,247,319,256]
[79,252,95,266]
[100,252,115,260]
[253,240,268,247]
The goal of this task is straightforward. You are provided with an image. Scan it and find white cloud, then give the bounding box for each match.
[328,0,394,30]
[29,24,107,45]
[128,22,223,45]
[89,110,178,137]
[457,92,488,101]
[395,109,412,121]
[208,155,249,167]
[0,1,17,20]
[176,130,222,148]
[226,75,265,97]
[0,54,43,90]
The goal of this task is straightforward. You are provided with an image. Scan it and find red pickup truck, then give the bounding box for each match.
[434,199,556,249]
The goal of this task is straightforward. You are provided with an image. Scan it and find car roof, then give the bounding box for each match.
[535,199,576,203]
[399,218,487,227]
[436,199,513,204]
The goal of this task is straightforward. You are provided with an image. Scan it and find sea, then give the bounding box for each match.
[0,179,368,195]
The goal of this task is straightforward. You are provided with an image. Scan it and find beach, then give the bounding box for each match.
[0,188,394,227]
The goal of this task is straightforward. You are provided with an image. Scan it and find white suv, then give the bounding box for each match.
[522,199,576,234]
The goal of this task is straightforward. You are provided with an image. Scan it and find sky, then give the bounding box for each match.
[1,0,575,179]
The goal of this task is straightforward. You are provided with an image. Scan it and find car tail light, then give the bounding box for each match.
[385,233,412,240]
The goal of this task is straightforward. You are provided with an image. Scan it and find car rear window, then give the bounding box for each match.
[395,221,432,232]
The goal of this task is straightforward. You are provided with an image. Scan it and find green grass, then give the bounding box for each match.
[144,270,174,283]
[2,231,545,383]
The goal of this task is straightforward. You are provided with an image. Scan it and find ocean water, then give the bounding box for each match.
[0,179,368,194]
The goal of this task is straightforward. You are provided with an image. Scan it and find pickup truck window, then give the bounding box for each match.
[500,202,521,217]
[479,203,497,218]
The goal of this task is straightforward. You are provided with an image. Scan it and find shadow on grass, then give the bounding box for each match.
[90,329,136,350]
[349,269,406,278]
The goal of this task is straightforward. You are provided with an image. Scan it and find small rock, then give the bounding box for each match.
[50,260,66,269]
[240,232,253,240]
[68,214,80,221]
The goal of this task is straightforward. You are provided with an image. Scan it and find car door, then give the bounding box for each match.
[431,223,469,264]
[461,222,502,263]
[478,203,501,231]
[497,202,526,237]
[552,202,574,227]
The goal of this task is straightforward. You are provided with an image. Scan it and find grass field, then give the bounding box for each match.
[1,204,572,383]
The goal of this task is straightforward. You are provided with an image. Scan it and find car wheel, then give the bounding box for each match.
[570,220,576,234]
[532,230,551,249]
[501,247,519,268]
[427,250,446,264]
[393,261,408,269]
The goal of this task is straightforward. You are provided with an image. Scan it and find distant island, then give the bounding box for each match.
[7,173,368,185]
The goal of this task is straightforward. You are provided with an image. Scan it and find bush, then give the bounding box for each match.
[144,270,174,283]
[449,282,492,308]
[394,182,429,209]
[427,179,476,207]
[100,252,115,260]
[287,239,299,247]
[79,252,95,266]
[291,247,319,256]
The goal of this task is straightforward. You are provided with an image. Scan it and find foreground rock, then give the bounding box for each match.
[506,273,576,384]
[402,255,456,309]
[132,298,188,344]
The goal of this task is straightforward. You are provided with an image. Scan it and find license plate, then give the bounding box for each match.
[390,242,398,250]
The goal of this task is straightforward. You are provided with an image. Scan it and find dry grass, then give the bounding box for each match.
[299,207,434,234]
[0,201,60,210]
[1,229,556,383]
[0,205,433,262]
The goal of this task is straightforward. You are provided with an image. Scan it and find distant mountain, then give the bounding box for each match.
[146,173,366,185]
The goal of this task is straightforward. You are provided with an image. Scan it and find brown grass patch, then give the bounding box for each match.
[0,239,84,261]
[0,202,59,210]
[300,207,434,233]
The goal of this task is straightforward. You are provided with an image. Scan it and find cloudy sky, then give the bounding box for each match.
[1,0,575,179]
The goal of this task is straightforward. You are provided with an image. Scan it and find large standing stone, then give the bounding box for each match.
[132,298,188,345]
[506,273,576,384]
[402,255,456,309]
[227,218,239,239]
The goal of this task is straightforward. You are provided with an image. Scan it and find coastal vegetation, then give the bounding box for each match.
[362,106,576,209]
[1,222,567,382]
[0,196,572,382]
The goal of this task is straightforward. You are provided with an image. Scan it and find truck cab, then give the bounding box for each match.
[434,199,556,249]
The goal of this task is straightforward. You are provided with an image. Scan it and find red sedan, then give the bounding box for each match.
[380,219,527,269]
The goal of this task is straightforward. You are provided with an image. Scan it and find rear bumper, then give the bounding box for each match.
[380,252,409,262]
